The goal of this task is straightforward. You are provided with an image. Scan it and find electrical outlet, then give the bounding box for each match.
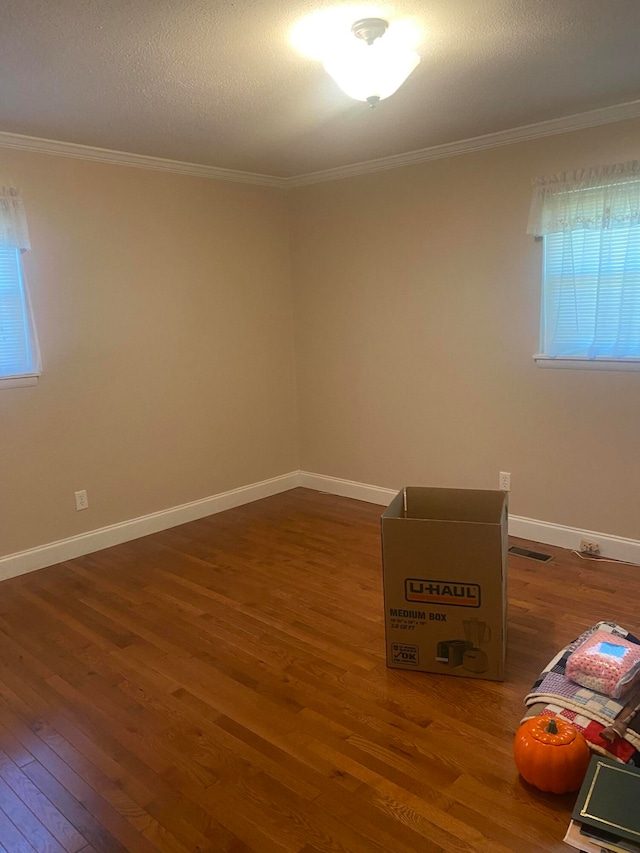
[579,538,600,555]
[499,471,511,491]
[75,489,89,511]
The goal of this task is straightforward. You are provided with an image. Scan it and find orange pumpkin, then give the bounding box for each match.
[514,715,591,794]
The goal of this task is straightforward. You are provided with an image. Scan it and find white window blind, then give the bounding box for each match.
[0,246,40,377]
[542,224,640,358]
[527,161,640,365]
[0,185,40,385]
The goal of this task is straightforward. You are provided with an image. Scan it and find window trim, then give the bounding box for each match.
[0,373,40,389]
[533,355,640,372]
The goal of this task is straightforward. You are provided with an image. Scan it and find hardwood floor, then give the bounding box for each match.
[0,487,638,852]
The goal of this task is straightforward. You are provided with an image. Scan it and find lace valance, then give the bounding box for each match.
[526,160,640,236]
[0,185,31,250]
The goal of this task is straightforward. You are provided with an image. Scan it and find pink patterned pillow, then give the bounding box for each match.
[566,629,640,698]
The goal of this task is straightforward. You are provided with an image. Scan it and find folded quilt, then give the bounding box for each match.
[523,621,640,765]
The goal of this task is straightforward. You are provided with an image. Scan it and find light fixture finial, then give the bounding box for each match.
[351,18,389,46]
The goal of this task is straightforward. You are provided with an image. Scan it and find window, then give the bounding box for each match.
[0,186,40,388]
[527,161,640,369]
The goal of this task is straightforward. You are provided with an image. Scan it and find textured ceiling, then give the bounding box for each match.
[1,0,640,178]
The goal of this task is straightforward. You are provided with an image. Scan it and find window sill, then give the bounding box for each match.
[534,356,640,372]
[0,373,40,389]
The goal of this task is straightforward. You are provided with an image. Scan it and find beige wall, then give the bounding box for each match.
[289,119,640,540]
[3,117,639,560]
[1,150,298,556]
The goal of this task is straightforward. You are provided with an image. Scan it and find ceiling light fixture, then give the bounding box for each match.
[322,17,420,107]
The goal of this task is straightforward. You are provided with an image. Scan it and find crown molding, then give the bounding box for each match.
[0,130,287,188]
[1,98,639,189]
[284,98,640,188]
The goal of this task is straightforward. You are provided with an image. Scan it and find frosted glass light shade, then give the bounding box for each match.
[323,37,419,102]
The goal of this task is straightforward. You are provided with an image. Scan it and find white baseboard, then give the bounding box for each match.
[297,471,398,505]
[2,469,638,583]
[298,471,640,565]
[508,515,640,566]
[0,471,300,582]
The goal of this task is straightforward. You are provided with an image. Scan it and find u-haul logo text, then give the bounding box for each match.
[405,578,481,608]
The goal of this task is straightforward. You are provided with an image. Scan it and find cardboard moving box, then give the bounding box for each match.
[381,487,508,681]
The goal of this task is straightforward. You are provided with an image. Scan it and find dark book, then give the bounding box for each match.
[564,818,609,852]
[572,756,640,848]
[579,823,640,853]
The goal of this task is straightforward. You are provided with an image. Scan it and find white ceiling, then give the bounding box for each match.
[1,0,640,179]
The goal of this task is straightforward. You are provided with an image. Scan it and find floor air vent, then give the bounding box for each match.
[508,545,553,562]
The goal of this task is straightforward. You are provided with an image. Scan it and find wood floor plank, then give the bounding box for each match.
[0,707,158,853]
[0,771,67,853]
[0,749,87,852]
[0,807,35,853]
[21,761,128,853]
[0,723,36,768]
[0,488,637,852]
